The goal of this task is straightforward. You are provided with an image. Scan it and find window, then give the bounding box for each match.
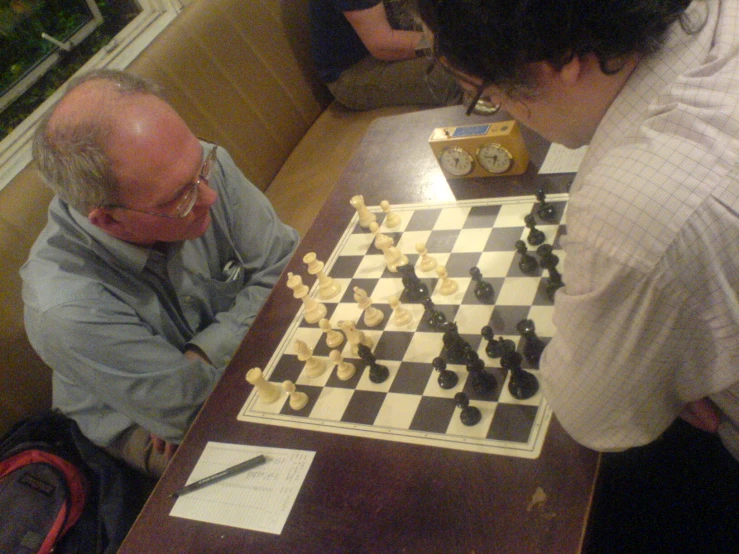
[0,0,187,191]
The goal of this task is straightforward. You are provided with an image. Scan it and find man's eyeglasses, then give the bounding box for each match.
[106,145,218,219]
[465,80,502,117]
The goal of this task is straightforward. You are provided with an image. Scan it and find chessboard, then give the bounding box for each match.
[238,193,568,459]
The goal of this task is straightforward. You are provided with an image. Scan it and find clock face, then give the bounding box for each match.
[477,143,513,174]
[439,147,474,176]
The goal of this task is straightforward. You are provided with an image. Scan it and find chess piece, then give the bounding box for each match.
[466,355,497,396]
[319,318,345,348]
[380,200,401,228]
[442,322,471,364]
[524,214,546,246]
[338,320,373,355]
[432,356,458,389]
[454,392,482,426]
[514,240,539,275]
[415,242,437,272]
[350,194,377,228]
[388,295,412,326]
[516,318,546,365]
[537,244,565,300]
[422,296,447,330]
[295,339,327,377]
[304,252,341,300]
[287,272,327,324]
[481,326,515,359]
[245,367,281,404]
[353,286,385,327]
[436,265,458,296]
[469,266,495,301]
[398,263,429,302]
[329,349,356,381]
[357,343,389,383]
[536,188,557,221]
[500,349,539,400]
[369,221,394,250]
[283,380,309,410]
[383,245,408,273]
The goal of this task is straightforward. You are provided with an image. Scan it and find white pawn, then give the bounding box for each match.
[383,245,408,273]
[329,349,356,381]
[388,295,412,326]
[338,320,373,355]
[295,339,327,377]
[319,318,344,348]
[283,380,308,410]
[437,265,459,296]
[350,195,377,228]
[369,221,394,250]
[415,242,437,272]
[353,286,385,327]
[246,367,281,404]
[303,252,341,300]
[380,200,401,228]
[287,272,327,324]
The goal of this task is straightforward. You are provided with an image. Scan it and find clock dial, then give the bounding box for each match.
[477,143,513,174]
[439,147,474,176]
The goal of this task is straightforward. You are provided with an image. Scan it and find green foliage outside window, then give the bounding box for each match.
[0,0,138,140]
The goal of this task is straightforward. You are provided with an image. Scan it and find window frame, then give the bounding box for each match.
[0,0,188,191]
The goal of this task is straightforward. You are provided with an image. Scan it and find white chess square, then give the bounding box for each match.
[496,277,540,305]
[526,306,556,336]
[310,387,355,420]
[446,401,497,438]
[526,224,560,246]
[452,228,494,253]
[354,254,387,279]
[295,360,333,387]
[396,230,432,254]
[454,304,496,334]
[493,203,533,227]
[338,232,373,257]
[289,327,324,352]
[371,277,407,303]
[477,251,517,277]
[373,393,422,430]
[404,332,445,363]
[315,278,351,304]
[434,206,472,230]
[248,391,288,414]
[383,303,424,332]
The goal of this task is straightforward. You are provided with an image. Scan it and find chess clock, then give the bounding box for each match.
[428,120,530,179]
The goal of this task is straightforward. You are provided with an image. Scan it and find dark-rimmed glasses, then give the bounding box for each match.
[106,145,218,219]
[465,80,502,116]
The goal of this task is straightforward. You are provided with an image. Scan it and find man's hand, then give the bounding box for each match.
[679,397,721,434]
[150,434,178,459]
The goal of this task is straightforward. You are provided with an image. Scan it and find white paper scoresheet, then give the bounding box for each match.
[169,442,315,534]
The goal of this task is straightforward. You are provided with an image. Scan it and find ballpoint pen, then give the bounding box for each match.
[170,454,266,498]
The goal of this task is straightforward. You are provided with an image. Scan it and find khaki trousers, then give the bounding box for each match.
[104,425,171,478]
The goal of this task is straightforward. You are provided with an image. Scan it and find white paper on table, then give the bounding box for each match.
[169,442,315,534]
[539,144,588,174]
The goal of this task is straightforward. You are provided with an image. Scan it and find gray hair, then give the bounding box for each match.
[32,69,168,214]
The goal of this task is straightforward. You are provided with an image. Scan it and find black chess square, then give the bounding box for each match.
[409,396,457,433]
[341,390,387,425]
[489,305,532,335]
[426,229,462,253]
[405,208,442,231]
[390,362,434,395]
[484,227,525,251]
[487,403,538,442]
[444,252,484,277]
[464,204,502,228]
[330,255,364,278]
[374,331,415,361]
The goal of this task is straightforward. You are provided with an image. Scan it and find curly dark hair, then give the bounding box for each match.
[416,0,700,96]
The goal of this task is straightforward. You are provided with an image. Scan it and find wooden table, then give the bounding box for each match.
[119,105,600,554]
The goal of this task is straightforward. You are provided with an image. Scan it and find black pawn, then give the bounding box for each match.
[524,214,545,246]
[500,349,539,400]
[469,266,495,301]
[399,263,429,302]
[454,392,482,426]
[432,356,458,389]
[514,240,539,274]
[516,318,546,365]
[481,326,515,359]
[442,322,469,364]
[422,296,447,330]
[537,245,564,300]
[467,357,497,395]
[535,188,557,221]
[357,344,389,383]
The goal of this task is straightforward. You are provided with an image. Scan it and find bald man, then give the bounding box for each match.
[22,70,299,477]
